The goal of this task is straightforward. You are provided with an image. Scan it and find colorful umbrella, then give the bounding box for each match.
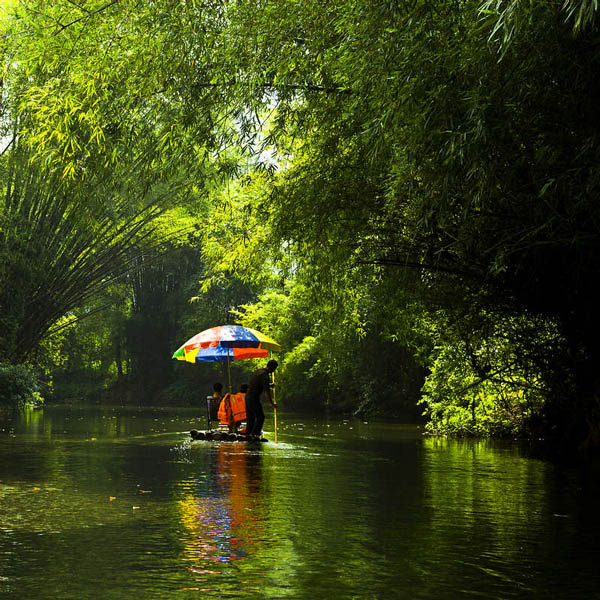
[172,325,281,363]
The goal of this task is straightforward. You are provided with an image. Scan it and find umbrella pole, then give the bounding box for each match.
[227,350,232,394]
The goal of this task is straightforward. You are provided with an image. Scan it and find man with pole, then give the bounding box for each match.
[245,359,278,440]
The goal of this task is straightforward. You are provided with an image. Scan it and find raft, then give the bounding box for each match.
[190,429,268,442]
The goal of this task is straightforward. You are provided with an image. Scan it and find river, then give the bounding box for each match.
[1,406,599,599]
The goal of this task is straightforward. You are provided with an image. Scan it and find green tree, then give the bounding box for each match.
[197,0,600,453]
[0,153,163,363]
[1,1,217,396]
[49,283,130,402]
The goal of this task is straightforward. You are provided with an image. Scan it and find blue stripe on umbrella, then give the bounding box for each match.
[193,346,234,362]
[218,325,261,347]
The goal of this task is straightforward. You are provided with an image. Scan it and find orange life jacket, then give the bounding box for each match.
[218,393,247,425]
[230,393,247,422]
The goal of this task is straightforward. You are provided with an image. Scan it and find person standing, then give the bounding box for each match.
[245,359,278,439]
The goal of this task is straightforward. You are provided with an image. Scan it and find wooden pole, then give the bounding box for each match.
[270,356,278,444]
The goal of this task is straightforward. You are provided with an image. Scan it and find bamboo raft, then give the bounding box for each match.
[190,429,268,442]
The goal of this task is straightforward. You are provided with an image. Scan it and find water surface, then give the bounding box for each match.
[1,406,599,599]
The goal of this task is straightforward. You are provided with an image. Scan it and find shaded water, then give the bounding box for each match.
[1,406,599,599]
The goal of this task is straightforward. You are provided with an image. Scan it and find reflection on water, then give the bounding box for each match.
[419,437,600,599]
[178,444,264,574]
[1,407,600,599]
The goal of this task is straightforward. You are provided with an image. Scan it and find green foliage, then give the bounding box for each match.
[0,362,43,408]
[193,0,600,449]
[0,155,164,362]
[3,0,224,186]
[420,308,570,437]
[2,0,600,453]
[229,272,425,416]
[422,339,541,438]
[48,284,130,400]
[232,288,332,409]
[199,172,281,291]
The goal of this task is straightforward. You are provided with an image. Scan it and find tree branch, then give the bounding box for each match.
[54,0,120,35]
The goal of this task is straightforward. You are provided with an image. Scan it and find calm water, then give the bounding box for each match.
[1,406,599,599]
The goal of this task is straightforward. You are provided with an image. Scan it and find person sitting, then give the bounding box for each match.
[210,382,223,401]
[232,383,249,433]
[207,382,223,429]
[218,383,248,433]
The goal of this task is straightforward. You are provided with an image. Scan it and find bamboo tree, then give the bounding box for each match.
[0,152,167,361]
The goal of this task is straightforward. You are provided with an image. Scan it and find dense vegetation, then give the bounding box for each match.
[2,0,600,457]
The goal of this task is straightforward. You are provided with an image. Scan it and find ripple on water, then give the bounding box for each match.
[2,408,600,600]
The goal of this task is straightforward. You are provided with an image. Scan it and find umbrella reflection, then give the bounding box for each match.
[178,444,264,574]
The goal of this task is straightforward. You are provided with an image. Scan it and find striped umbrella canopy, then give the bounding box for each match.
[172,325,281,363]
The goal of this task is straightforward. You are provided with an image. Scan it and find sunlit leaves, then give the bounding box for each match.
[420,312,566,437]
[3,0,226,186]
[200,171,279,291]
